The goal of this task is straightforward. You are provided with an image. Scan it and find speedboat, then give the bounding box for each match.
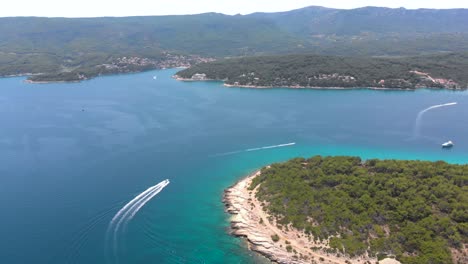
[442,141,454,148]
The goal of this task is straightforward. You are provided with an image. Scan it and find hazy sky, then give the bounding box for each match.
[2,0,467,17]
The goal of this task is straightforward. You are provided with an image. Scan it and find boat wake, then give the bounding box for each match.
[413,102,457,138]
[246,142,296,151]
[106,179,170,264]
[213,142,296,157]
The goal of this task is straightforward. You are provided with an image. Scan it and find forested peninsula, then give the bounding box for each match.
[176,53,468,90]
[224,156,467,264]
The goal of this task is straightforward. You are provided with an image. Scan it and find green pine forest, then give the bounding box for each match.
[176,53,468,89]
[249,156,468,263]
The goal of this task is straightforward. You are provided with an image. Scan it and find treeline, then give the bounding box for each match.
[27,63,158,82]
[176,53,468,89]
[250,156,467,263]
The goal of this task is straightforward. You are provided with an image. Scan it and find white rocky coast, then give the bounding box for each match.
[223,171,401,264]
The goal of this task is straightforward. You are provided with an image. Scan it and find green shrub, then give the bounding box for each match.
[271,234,280,242]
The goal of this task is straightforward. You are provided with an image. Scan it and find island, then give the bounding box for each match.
[223,156,467,264]
[176,53,468,90]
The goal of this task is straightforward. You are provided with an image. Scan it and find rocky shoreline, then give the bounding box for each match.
[222,83,412,90]
[174,76,423,91]
[174,68,467,90]
[223,171,308,264]
[223,171,400,264]
[24,79,84,84]
[172,75,220,82]
[17,55,214,84]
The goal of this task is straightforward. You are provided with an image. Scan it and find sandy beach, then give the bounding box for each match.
[223,171,400,264]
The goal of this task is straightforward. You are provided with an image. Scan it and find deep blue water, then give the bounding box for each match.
[1,69,467,264]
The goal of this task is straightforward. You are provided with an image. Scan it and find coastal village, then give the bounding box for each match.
[177,70,464,90]
[98,53,215,73]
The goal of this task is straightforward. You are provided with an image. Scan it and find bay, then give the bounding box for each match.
[0,69,467,264]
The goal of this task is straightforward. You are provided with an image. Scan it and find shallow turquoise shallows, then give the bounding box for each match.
[1,69,468,264]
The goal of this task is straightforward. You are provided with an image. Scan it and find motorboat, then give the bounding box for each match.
[442,141,454,148]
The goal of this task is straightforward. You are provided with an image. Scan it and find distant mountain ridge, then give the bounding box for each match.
[251,6,468,35]
[1,6,468,81]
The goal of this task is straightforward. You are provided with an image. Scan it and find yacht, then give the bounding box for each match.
[442,141,454,148]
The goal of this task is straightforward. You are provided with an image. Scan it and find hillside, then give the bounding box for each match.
[251,6,468,35]
[1,6,468,82]
[0,14,303,80]
[244,156,468,264]
[175,53,468,90]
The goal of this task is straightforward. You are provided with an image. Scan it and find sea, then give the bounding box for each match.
[1,69,467,264]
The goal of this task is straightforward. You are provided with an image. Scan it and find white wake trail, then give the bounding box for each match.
[128,180,170,220]
[107,179,170,263]
[109,185,157,227]
[413,102,457,137]
[114,183,163,229]
[113,180,169,234]
[245,147,262,151]
[260,142,296,150]
[247,142,296,151]
[213,142,296,157]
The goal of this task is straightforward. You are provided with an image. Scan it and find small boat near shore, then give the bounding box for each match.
[442,141,454,148]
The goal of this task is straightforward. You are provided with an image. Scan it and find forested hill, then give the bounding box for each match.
[1,6,468,81]
[175,53,468,90]
[249,156,468,264]
[250,6,468,35]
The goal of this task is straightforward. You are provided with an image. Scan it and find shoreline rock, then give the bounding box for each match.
[24,79,84,84]
[11,54,214,84]
[173,76,432,91]
[223,83,400,90]
[223,171,307,264]
[223,170,400,264]
[173,73,466,91]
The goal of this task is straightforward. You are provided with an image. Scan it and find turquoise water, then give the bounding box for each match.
[1,69,468,264]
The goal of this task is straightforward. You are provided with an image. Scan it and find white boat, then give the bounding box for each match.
[153,75,157,80]
[442,141,454,148]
